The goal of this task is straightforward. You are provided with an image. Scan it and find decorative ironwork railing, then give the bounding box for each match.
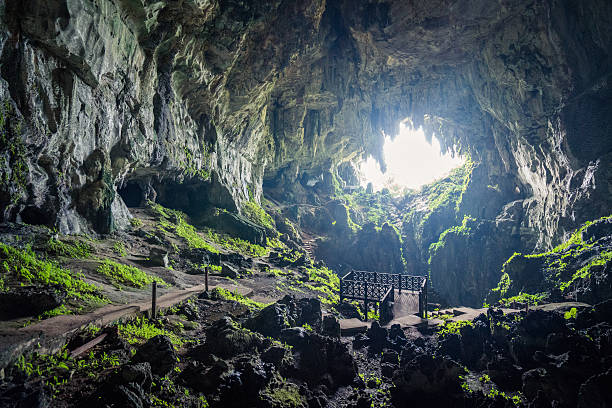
[339,270,428,319]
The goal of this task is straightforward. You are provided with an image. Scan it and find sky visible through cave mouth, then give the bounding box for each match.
[360,124,465,191]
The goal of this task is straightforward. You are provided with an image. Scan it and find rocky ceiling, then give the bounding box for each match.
[0,0,611,242]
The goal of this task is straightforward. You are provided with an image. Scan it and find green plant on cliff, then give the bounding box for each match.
[302,266,340,305]
[428,215,476,260]
[242,199,276,231]
[150,202,220,254]
[0,243,103,303]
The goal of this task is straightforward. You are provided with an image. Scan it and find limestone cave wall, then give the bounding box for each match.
[0,0,611,303]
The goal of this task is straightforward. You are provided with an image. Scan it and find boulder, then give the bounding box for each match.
[391,355,464,403]
[132,335,176,376]
[321,315,340,338]
[198,317,264,358]
[0,286,66,319]
[280,327,357,389]
[120,363,152,392]
[220,262,239,279]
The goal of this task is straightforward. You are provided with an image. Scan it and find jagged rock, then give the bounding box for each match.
[577,369,612,408]
[0,383,50,408]
[0,286,66,319]
[391,355,464,403]
[120,363,152,392]
[180,360,228,394]
[244,303,292,338]
[334,301,362,319]
[365,321,390,352]
[220,262,239,279]
[220,253,253,269]
[148,248,169,267]
[132,335,176,376]
[244,296,322,338]
[321,315,340,338]
[280,327,357,389]
[198,317,265,358]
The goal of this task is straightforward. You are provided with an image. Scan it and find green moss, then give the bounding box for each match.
[242,200,276,230]
[47,238,93,259]
[262,378,306,408]
[150,202,220,254]
[118,316,184,347]
[130,217,144,228]
[564,307,577,320]
[303,266,340,305]
[211,287,268,311]
[560,250,612,292]
[0,243,103,303]
[436,320,473,337]
[112,241,127,257]
[428,215,476,261]
[97,259,166,289]
[205,228,268,257]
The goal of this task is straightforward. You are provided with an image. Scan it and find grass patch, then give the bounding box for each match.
[118,316,184,347]
[205,228,268,257]
[97,259,166,289]
[46,238,93,259]
[211,287,268,311]
[0,243,103,302]
[303,266,340,305]
[436,320,473,337]
[112,241,127,257]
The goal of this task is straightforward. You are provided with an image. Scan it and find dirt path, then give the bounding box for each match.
[0,281,252,370]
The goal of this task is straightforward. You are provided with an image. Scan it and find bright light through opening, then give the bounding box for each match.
[360,124,464,191]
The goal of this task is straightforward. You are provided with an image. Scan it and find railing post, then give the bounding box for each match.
[424,277,428,319]
[205,266,209,292]
[151,281,157,320]
[339,278,344,303]
[364,281,368,320]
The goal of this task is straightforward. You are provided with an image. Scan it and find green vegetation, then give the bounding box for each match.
[47,238,93,259]
[242,199,276,231]
[560,250,612,292]
[204,228,268,257]
[498,292,546,307]
[118,316,185,347]
[151,202,220,254]
[428,215,476,259]
[0,243,103,303]
[13,346,123,396]
[130,217,143,228]
[262,376,306,408]
[180,143,210,181]
[112,241,127,257]
[564,307,578,320]
[211,287,268,311]
[490,214,612,302]
[151,202,271,257]
[437,320,473,337]
[302,266,340,305]
[97,259,165,289]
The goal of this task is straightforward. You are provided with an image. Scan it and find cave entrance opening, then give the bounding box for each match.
[359,123,464,193]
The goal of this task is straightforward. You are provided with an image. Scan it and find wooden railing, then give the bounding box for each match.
[339,270,428,319]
